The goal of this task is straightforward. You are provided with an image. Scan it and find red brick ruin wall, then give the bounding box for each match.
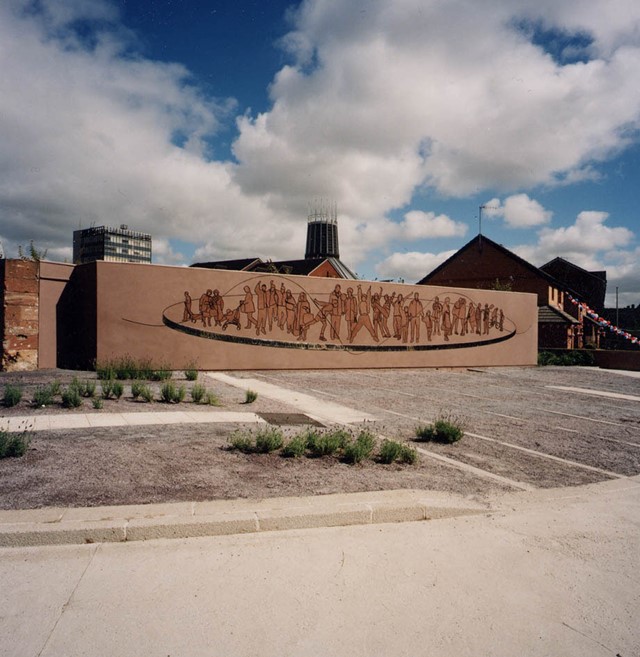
[1,260,39,371]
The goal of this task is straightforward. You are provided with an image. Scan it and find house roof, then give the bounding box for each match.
[416,234,562,288]
[538,305,580,324]
[190,258,262,271]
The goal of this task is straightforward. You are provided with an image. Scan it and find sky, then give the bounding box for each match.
[1,0,639,308]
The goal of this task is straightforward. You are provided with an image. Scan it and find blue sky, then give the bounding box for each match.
[1,0,639,307]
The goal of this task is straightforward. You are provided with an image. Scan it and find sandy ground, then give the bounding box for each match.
[1,366,639,509]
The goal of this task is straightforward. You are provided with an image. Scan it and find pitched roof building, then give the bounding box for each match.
[417,234,602,350]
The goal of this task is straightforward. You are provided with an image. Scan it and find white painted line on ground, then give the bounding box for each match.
[206,372,377,424]
[533,407,639,429]
[413,447,534,491]
[546,385,640,402]
[465,431,624,479]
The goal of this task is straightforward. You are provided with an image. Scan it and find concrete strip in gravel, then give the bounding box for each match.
[0,411,266,433]
[206,372,377,424]
[0,490,487,548]
[546,385,640,402]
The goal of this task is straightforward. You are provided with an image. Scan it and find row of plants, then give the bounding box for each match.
[1,378,232,409]
[228,426,418,465]
[538,350,596,366]
[95,357,199,382]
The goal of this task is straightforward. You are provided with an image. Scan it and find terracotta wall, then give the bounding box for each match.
[38,262,75,369]
[57,261,541,370]
[1,259,39,371]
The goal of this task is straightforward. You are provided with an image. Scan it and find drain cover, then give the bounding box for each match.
[257,412,324,427]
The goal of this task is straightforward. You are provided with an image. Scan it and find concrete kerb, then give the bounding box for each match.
[0,490,489,548]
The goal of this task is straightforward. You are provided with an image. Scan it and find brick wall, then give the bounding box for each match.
[1,259,39,371]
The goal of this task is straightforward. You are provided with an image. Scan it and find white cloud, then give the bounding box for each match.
[483,194,553,228]
[375,250,456,283]
[1,0,640,286]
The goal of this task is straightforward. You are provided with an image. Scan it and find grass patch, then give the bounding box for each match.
[415,416,464,444]
[3,384,23,408]
[0,430,30,458]
[150,365,172,381]
[244,389,258,404]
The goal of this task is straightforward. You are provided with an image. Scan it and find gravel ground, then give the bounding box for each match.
[1,365,639,509]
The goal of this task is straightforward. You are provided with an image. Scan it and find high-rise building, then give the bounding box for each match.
[73,225,152,264]
[305,201,339,260]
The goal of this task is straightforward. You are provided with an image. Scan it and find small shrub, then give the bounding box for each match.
[191,383,206,404]
[228,431,255,454]
[378,439,403,464]
[131,380,145,400]
[204,391,221,406]
[140,385,154,403]
[32,384,58,407]
[399,444,418,464]
[101,380,115,399]
[96,360,116,380]
[184,364,198,381]
[378,439,418,465]
[61,386,82,409]
[415,416,464,444]
[244,389,258,404]
[306,429,349,457]
[160,381,186,403]
[92,397,103,409]
[77,380,96,398]
[281,433,308,458]
[343,430,376,464]
[151,365,172,381]
[3,384,23,408]
[0,430,30,458]
[254,426,284,453]
[113,381,124,399]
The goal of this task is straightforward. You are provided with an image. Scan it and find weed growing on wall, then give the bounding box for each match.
[2,384,23,408]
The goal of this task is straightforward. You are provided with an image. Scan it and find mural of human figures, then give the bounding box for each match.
[169,275,515,352]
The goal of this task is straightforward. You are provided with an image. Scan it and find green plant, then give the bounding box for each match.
[415,416,464,444]
[96,360,117,380]
[77,380,96,398]
[61,386,82,408]
[184,364,198,381]
[140,385,154,403]
[0,430,30,458]
[101,380,116,399]
[160,381,186,404]
[281,433,308,458]
[190,383,206,404]
[378,439,418,465]
[92,397,103,409]
[3,384,23,408]
[113,381,124,399]
[228,431,255,454]
[204,391,221,406]
[254,426,284,453]
[244,389,258,404]
[378,439,403,464]
[343,430,376,464]
[131,380,145,399]
[151,364,172,381]
[306,428,349,457]
[32,383,58,407]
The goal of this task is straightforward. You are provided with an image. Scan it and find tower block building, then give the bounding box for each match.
[305,201,339,260]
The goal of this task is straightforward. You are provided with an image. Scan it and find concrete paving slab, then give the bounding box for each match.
[3,478,637,657]
[86,413,130,427]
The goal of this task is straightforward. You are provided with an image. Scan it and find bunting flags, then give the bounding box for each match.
[566,293,639,345]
